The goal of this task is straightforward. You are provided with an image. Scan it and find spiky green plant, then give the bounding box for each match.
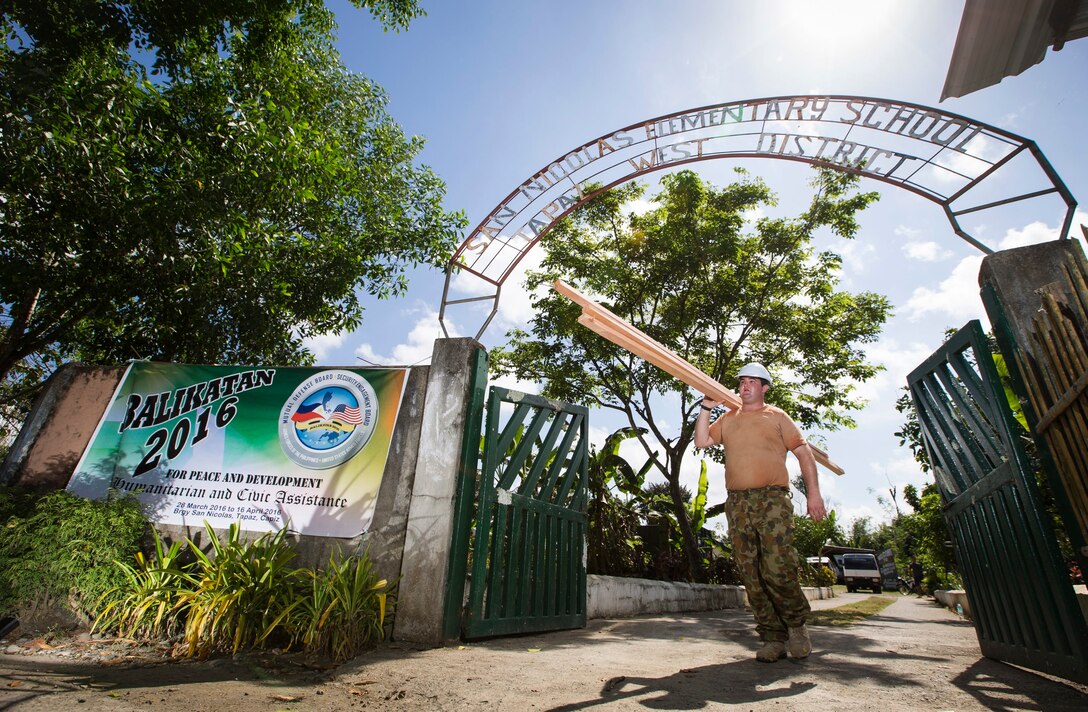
[177,522,306,657]
[94,530,194,639]
[278,550,394,662]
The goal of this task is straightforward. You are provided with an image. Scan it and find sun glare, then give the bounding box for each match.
[777,0,901,57]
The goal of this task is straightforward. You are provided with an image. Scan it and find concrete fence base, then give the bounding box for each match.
[933,589,972,619]
[588,575,834,619]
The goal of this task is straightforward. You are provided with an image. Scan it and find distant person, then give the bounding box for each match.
[695,363,826,663]
[910,557,923,595]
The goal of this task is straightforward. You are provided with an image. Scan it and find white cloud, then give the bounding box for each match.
[901,240,952,262]
[495,250,549,330]
[624,197,655,217]
[998,110,1023,130]
[353,303,454,366]
[742,205,765,228]
[903,254,986,323]
[450,245,547,333]
[302,331,345,363]
[997,219,1062,249]
[850,339,937,412]
[836,240,876,273]
[894,225,922,241]
[902,211,1088,322]
[586,424,614,450]
[837,503,884,528]
[990,208,1086,250]
[490,370,541,395]
[928,135,996,183]
[881,451,929,484]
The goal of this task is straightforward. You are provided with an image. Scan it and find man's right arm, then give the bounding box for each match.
[693,396,721,448]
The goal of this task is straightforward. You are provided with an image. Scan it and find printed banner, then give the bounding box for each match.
[68,362,408,538]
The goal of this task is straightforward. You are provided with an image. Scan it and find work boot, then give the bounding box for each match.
[755,640,787,662]
[787,624,811,659]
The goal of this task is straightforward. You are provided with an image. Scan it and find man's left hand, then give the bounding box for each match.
[807,494,827,522]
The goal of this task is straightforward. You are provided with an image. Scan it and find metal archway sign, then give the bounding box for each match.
[440,94,1076,339]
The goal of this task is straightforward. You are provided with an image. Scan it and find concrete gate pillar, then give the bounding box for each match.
[979,239,1086,360]
[393,337,486,644]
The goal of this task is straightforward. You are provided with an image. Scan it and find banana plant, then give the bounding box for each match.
[586,426,655,576]
[591,426,654,497]
[689,460,710,534]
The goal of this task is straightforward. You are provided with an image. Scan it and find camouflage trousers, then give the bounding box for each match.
[725,486,809,643]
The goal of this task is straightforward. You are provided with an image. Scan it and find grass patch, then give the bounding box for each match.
[808,596,895,627]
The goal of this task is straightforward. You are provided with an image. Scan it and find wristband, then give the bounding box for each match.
[700,403,714,412]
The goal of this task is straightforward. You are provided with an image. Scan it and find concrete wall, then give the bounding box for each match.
[0,364,127,490]
[6,346,856,642]
[587,575,834,619]
[978,240,1086,361]
[0,362,436,589]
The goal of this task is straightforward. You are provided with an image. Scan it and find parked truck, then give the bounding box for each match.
[842,552,883,594]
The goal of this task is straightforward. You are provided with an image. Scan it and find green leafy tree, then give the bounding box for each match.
[898,483,958,588]
[792,510,846,558]
[0,1,464,398]
[848,516,877,550]
[491,168,891,581]
[844,515,897,556]
[638,481,693,521]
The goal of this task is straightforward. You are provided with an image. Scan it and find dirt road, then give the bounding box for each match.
[2,593,1086,710]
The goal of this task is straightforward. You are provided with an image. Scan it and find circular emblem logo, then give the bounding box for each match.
[279,370,379,469]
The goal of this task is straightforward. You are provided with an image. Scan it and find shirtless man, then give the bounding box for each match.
[694,362,827,662]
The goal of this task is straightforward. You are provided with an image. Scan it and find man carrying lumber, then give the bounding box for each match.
[694,362,827,663]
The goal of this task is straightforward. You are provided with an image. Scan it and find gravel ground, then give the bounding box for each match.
[2,593,1086,710]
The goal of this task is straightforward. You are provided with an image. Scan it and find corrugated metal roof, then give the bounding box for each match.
[942,0,1088,101]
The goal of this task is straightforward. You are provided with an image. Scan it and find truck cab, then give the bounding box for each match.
[841,552,882,594]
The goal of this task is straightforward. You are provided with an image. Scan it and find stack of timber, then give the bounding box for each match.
[552,279,845,475]
[1012,253,1088,541]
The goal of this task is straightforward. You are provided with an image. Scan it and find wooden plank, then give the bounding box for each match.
[555,279,845,475]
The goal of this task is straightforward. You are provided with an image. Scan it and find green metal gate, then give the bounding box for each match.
[908,320,1088,683]
[450,385,589,640]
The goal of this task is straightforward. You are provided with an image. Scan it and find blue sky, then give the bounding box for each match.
[309,1,1088,530]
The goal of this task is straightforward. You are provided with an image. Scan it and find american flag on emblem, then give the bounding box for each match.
[331,403,363,425]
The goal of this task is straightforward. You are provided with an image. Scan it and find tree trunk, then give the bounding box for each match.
[0,288,41,386]
[668,462,706,582]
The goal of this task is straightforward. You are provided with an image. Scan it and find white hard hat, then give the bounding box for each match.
[738,362,772,386]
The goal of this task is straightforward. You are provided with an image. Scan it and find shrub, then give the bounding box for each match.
[178,522,306,657]
[815,565,837,588]
[95,522,395,661]
[797,561,837,588]
[277,550,393,662]
[706,555,740,585]
[0,487,148,622]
